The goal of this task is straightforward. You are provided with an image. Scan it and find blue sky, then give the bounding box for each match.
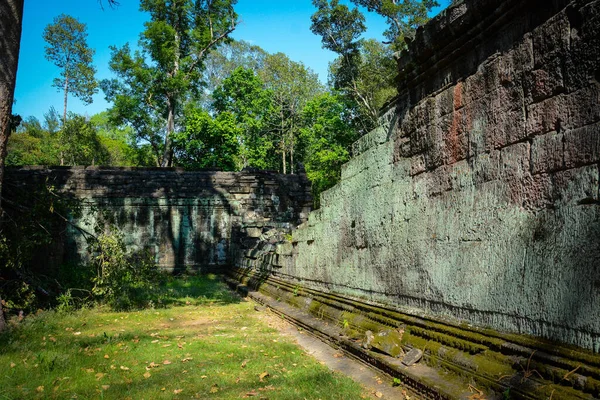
[13,0,450,122]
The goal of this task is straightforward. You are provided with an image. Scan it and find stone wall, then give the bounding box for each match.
[269,0,600,351]
[4,166,311,272]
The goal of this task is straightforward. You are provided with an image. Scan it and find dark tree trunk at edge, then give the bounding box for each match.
[0,0,25,221]
[0,296,5,332]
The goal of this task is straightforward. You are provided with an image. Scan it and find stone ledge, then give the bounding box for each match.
[228,268,600,399]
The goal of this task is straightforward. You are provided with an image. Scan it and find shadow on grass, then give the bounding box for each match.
[155,273,241,307]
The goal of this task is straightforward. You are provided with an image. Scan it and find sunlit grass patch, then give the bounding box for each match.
[0,275,367,399]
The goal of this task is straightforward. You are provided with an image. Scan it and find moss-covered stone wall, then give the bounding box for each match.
[4,166,311,273]
[271,0,600,351]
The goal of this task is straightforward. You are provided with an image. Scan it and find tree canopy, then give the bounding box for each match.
[102,0,239,167]
[43,14,98,124]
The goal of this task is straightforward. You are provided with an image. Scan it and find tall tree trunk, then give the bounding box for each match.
[62,74,69,125]
[0,0,24,220]
[291,142,294,174]
[281,115,286,174]
[161,98,175,167]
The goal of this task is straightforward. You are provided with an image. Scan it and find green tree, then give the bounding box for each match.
[299,93,358,205]
[6,116,61,166]
[311,0,436,133]
[58,114,108,166]
[43,14,98,124]
[213,67,276,170]
[327,39,396,132]
[259,53,323,174]
[173,108,239,170]
[102,0,239,167]
[351,0,438,50]
[201,40,268,107]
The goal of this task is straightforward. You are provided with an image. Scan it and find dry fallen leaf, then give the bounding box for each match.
[374,391,383,398]
[95,372,105,380]
[85,368,95,373]
[143,372,151,379]
[181,357,193,363]
[201,375,208,379]
[163,360,172,365]
[102,385,110,390]
[259,371,270,382]
[241,360,248,368]
[210,384,219,393]
[173,389,183,394]
[104,354,110,359]
[10,362,16,368]
[151,339,159,343]
[36,386,44,393]
[73,332,81,336]
[120,366,130,371]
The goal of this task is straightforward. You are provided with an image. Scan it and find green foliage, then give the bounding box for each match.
[351,0,438,50]
[299,93,358,206]
[6,111,150,168]
[311,0,366,54]
[260,52,324,174]
[311,0,436,133]
[328,39,397,133]
[173,108,240,170]
[0,182,82,313]
[213,67,277,170]
[102,0,239,166]
[201,40,268,107]
[43,14,98,120]
[59,114,109,166]
[90,227,161,311]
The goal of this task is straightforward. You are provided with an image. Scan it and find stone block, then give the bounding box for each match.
[494,108,527,149]
[532,12,570,68]
[471,150,501,185]
[564,86,600,131]
[531,131,564,174]
[524,57,565,103]
[410,155,426,176]
[463,70,486,106]
[500,142,531,180]
[525,94,569,137]
[435,86,455,118]
[564,122,600,168]
[553,165,599,205]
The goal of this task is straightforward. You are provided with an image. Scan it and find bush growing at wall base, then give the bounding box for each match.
[89,227,163,311]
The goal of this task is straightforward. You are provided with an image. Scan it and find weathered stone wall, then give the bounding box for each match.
[4,166,311,272]
[271,0,600,351]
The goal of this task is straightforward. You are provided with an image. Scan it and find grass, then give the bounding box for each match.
[0,275,367,399]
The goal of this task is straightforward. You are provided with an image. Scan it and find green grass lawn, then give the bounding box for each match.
[0,275,367,399]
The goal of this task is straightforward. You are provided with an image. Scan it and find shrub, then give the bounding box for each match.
[90,227,162,310]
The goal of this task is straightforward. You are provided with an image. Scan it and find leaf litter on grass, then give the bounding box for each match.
[0,275,369,399]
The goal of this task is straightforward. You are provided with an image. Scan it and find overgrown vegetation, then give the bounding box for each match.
[0,275,368,399]
[0,182,164,316]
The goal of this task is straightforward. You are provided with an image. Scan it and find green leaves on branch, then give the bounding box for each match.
[43,14,98,122]
[173,110,239,170]
[299,93,358,206]
[311,0,366,54]
[91,227,160,311]
[102,0,239,167]
[351,0,438,50]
